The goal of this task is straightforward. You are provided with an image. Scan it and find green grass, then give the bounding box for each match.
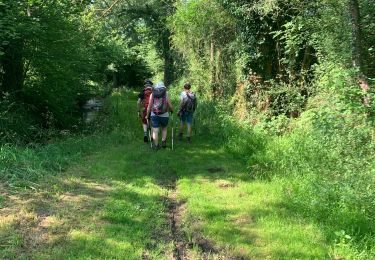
[1,90,365,259]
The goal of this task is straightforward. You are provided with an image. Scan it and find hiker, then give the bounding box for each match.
[146,81,173,149]
[137,79,153,142]
[178,82,197,143]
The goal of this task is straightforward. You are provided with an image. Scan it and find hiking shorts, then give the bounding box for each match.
[180,111,194,125]
[151,115,169,128]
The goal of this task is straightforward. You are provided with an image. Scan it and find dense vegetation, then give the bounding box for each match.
[0,0,153,142]
[1,0,374,258]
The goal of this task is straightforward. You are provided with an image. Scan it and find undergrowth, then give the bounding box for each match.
[0,91,129,188]
[2,83,375,257]
[194,85,375,258]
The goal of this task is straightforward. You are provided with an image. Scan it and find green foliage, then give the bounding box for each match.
[0,96,40,143]
[263,116,374,257]
[0,90,133,188]
[195,81,375,257]
[0,1,154,142]
[170,0,237,95]
[1,0,375,258]
[314,61,375,116]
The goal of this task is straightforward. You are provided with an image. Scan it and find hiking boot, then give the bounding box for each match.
[178,133,183,141]
[153,144,160,150]
[144,135,148,143]
[187,136,191,143]
[162,140,167,149]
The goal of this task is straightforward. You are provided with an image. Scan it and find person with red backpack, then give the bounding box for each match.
[146,81,174,149]
[177,82,197,143]
[137,79,153,142]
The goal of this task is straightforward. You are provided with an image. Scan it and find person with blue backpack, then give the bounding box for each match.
[177,82,197,143]
[146,81,174,149]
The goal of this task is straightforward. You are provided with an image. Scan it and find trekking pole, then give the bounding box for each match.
[171,113,174,150]
[175,115,179,146]
[194,117,197,136]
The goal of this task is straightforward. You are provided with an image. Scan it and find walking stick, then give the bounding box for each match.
[171,113,174,150]
[194,117,197,136]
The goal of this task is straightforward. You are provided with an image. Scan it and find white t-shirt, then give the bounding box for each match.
[180,91,189,101]
[180,91,196,111]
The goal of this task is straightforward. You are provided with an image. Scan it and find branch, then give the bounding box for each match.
[100,0,122,19]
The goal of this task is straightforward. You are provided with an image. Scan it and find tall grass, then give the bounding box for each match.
[0,90,133,188]
[193,91,375,258]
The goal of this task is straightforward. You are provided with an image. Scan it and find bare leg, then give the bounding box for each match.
[161,126,168,141]
[143,124,148,133]
[152,127,160,146]
[187,123,192,137]
[179,122,184,134]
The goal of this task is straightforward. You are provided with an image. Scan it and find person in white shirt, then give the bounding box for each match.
[177,82,197,143]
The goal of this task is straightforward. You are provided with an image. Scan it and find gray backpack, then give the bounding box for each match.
[183,93,196,112]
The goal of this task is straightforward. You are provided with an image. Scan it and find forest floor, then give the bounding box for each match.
[0,93,329,259]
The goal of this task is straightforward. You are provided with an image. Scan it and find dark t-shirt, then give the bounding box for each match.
[138,87,153,100]
[138,91,144,100]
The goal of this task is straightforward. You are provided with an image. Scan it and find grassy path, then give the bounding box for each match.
[0,93,329,259]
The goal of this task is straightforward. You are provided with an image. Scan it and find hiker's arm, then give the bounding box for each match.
[179,98,184,111]
[178,93,184,112]
[137,98,142,109]
[137,98,142,116]
[146,94,153,119]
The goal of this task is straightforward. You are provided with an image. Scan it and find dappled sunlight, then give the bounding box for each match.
[177,171,328,258]
[0,158,171,258]
[59,192,91,204]
[1,0,374,257]
[65,230,140,258]
[0,116,327,259]
[3,87,367,258]
[60,176,114,194]
[0,214,15,234]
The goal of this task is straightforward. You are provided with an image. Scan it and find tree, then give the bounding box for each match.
[349,0,370,105]
[0,0,150,133]
[170,0,236,95]
[98,0,177,86]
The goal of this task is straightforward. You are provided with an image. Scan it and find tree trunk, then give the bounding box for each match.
[215,49,221,84]
[210,40,215,86]
[113,72,118,88]
[162,30,174,87]
[301,45,312,72]
[349,0,363,71]
[276,41,283,75]
[260,38,274,80]
[349,0,369,105]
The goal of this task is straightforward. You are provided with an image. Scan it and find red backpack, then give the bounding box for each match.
[142,87,153,110]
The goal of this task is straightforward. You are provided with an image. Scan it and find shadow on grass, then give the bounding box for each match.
[0,164,172,259]
[187,199,328,259]
[1,93,256,258]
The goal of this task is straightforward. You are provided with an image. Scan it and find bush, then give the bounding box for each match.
[194,79,375,257]
[0,96,41,144]
[0,91,132,188]
[249,95,375,257]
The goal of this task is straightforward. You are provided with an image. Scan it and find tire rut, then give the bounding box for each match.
[160,170,224,260]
